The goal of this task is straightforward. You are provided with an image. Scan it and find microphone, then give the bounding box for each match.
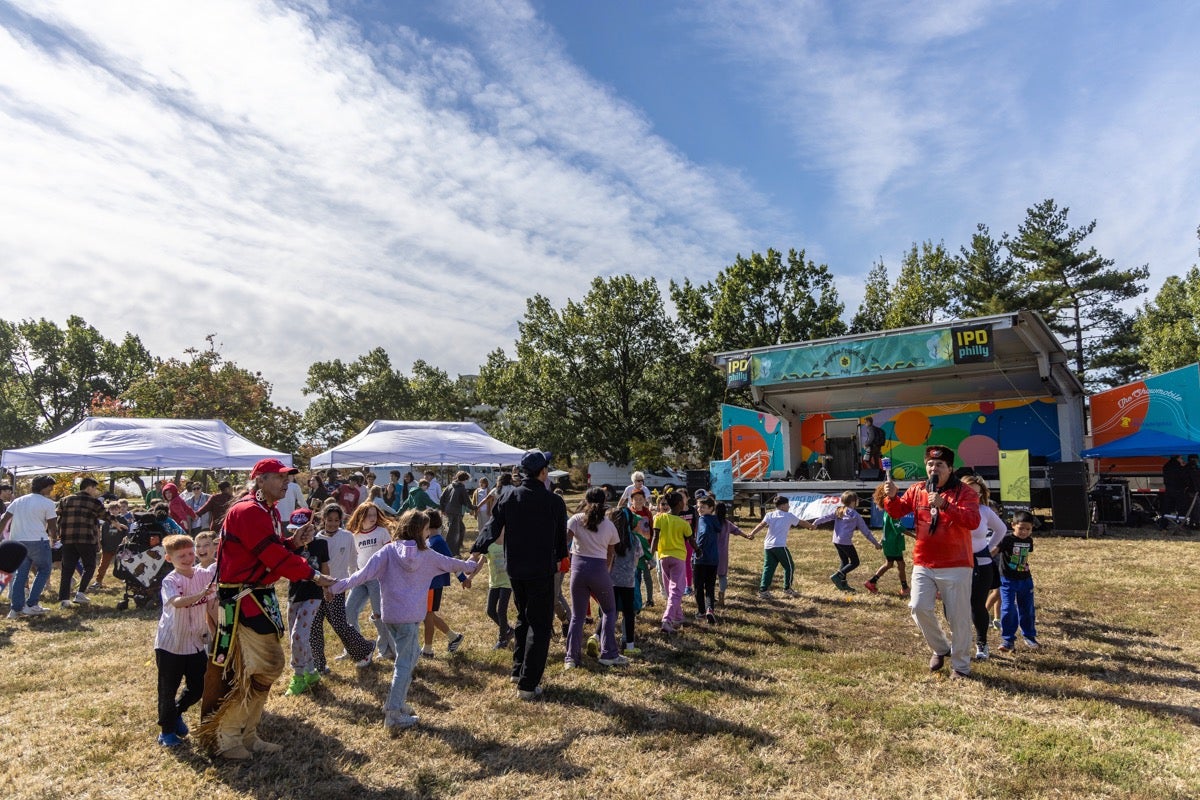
[927,476,940,534]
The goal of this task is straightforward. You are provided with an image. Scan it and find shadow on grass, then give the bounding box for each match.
[550,684,776,746]
[988,671,1200,726]
[166,713,431,800]
[417,723,591,782]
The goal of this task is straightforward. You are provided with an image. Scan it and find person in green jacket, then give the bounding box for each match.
[399,479,439,511]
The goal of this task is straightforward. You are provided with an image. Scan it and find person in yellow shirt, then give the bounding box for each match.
[650,490,692,635]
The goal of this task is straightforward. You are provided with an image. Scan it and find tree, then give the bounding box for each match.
[302,348,414,443]
[0,315,154,446]
[112,336,302,454]
[301,350,472,444]
[670,248,847,459]
[1005,199,1149,384]
[949,224,1032,318]
[883,241,957,328]
[849,259,891,333]
[1134,230,1200,373]
[477,275,690,465]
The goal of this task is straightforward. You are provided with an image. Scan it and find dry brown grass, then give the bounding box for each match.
[2,518,1198,800]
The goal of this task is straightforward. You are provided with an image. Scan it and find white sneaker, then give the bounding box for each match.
[21,605,46,616]
[1022,638,1040,649]
[6,610,19,619]
[974,644,990,660]
[598,654,630,667]
[74,592,91,605]
[334,650,350,660]
[60,600,74,609]
[28,604,48,614]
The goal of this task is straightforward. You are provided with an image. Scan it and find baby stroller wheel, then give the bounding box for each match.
[116,599,129,611]
[134,594,150,609]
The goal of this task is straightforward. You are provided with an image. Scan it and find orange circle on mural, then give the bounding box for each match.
[893,410,932,446]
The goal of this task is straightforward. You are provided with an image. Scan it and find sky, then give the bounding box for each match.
[2,0,1198,413]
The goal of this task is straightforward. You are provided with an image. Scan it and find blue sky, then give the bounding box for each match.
[1,0,1197,411]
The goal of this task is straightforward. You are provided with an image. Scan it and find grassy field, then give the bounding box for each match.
[1,516,1198,800]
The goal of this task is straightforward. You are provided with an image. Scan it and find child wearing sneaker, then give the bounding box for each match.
[284,520,328,695]
[692,496,721,623]
[422,511,468,657]
[715,502,751,606]
[606,508,643,653]
[328,509,479,732]
[809,491,881,592]
[651,491,693,633]
[864,485,910,596]
[962,475,1007,660]
[483,533,513,648]
[153,534,216,746]
[748,496,803,597]
[991,511,1038,652]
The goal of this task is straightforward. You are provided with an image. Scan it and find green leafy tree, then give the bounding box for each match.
[949,224,1033,318]
[883,241,956,328]
[115,337,302,454]
[1134,230,1200,373]
[849,259,892,333]
[1005,199,1149,383]
[478,275,690,465]
[0,315,154,445]
[302,348,414,443]
[670,248,847,459]
[301,350,472,444]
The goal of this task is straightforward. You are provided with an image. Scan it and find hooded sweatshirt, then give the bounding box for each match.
[328,540,477,624]
[162,483,198,530]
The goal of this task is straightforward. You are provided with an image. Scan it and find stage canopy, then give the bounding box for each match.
[310,421,526,470]
[0,417,290,473]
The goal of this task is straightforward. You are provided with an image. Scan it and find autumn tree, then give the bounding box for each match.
[113,336,302,454]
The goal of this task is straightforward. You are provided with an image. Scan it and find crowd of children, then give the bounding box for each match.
[135,469,1044,746]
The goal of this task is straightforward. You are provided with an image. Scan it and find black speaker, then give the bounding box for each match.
[1093,483,1129,524]
[975,466,1000,480]
[686,469,711,494]
[1049,461,1087,486]
[1051,479,1089,527]
[858,468,883,481]
[828,438,857,480]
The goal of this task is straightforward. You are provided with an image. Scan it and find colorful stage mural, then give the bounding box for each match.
[1089,363,1200,475]
[798,399,1060,480]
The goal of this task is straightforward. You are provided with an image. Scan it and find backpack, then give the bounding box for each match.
[871,426,886,447]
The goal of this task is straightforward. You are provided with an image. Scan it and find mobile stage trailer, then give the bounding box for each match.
[710,311,1089,533]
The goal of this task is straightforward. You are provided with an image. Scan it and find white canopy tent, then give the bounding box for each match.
[310,421,526,470]
[0,417,291,474]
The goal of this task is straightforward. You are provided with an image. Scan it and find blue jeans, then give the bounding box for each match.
[346,580,394,656]
[1000,576,1036,644]
[379,622,420,723]
[11,539,51,611]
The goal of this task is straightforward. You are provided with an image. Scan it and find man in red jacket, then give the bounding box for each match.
[882,445,980,678]
[198,458,335,760]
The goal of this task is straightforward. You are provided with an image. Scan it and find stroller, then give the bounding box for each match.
[112,512,174,611]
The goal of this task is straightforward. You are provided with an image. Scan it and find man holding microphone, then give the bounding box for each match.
[880,446,980,679]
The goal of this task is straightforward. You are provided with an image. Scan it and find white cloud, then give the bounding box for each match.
[0,0,760,413]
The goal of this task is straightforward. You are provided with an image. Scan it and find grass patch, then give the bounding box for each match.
[1,517,1198,798]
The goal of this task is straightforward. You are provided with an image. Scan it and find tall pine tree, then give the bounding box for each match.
[1005,199,1148,385]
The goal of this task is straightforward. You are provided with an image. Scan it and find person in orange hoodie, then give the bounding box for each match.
[881,445,980,679]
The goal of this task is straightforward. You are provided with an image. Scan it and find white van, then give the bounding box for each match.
[586,462,687,499]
